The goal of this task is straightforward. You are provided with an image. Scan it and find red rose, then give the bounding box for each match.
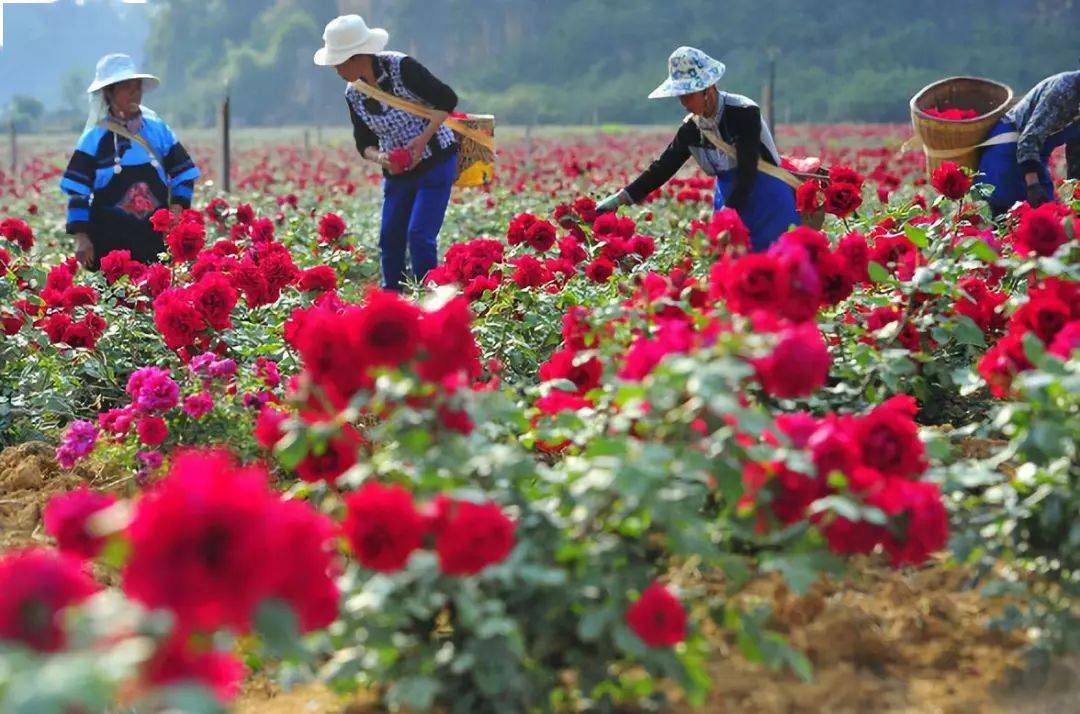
[584,256,615,283]
[253,407,288,449]
[43,486,118,560]
[99,250,133,284]
[1049,321,1080,359]
[144,632,245,704]
[434,500,516,575]
[388,148,412,174]
[511,255,554,288]
[1012,203,1071,257]
[192,273,238,331]
[824,182,862,218]
[417,297,481,382]
[318,213,347,243]
[298,265,337,293]
[153,288,204,350]
[712,253,785,315]
[795,180,823,214]
[507,212,538,246]
[625,582,687,647]
[753,322,830,398]
[1015,295,1070,344]
[0,217,34,251]
[137,416,169,445]
[0,547,97,652]
[930,161,972,200]
[524,219,557,253]
[142,263,172,297]
[977,332,1032,397]
[853,400,926,479]
[828,165,863,188]
[872,479,948,566]
[539,348,602,394]
[354,290,422,367]
[150,208,177,234]
[296,427,362,484]
[123,449,337,633]
[165,221,206,262]
[343,482,426,572]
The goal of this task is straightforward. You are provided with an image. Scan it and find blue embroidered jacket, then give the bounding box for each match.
[59,108,200,235]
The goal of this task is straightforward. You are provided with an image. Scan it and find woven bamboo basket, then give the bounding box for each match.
[909,77,1014,174]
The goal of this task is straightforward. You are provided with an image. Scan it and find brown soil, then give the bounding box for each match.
[0,441,104,550]
[679,560,1030,713]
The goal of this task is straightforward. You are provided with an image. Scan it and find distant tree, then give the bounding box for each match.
[59,69,92,118]
[3,96,45,131]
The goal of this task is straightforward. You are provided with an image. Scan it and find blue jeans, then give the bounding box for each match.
[978,118,1080,215]
[379,154,456,291]
[714,170,801,252]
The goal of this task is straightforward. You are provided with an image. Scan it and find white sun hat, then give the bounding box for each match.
[648,46,727,99]
[313,15,389,67]
[86,53,160,94]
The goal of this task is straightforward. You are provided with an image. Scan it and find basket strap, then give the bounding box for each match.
[691,115,803,190]
[901,130,1020,158]
[350,80,495,150]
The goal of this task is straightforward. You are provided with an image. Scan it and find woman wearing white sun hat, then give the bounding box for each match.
[315,14,459,292]
[597,47,801,252]
[60,53,200,270]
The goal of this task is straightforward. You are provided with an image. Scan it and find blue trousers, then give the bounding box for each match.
[714,170,801,252]
[380,154,456,291]
[978,118,1080,215]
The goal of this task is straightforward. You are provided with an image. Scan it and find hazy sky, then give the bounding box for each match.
[0,0,152,109]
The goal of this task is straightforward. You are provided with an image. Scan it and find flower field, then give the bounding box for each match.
[0,124,1077,713]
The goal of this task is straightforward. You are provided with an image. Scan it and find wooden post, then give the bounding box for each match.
[764,51,778,137]
[219,95,231,194]
[8,120,16,175]
[304,129,311,157]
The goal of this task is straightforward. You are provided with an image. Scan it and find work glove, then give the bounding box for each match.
[596,189,631,214]
[1026,182,1051,208]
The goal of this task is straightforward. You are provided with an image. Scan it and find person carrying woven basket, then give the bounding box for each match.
[60,54,200,270]
[597,47,800,252]
[978,70,1080,215]
[315,15,459,292]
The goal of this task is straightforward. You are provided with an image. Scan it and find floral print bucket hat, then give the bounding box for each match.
[648,46,727,99]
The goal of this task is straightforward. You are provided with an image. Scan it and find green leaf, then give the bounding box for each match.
[612,622,649,659]
[867,260,892,284]
[387,676,441,710]
[952,315,986,347]
[97,536,130,570]
[903,224,928,248]
[969,239,999,263]
[274,428,309,471]
[760,552,844,595]
[253,599,303,659]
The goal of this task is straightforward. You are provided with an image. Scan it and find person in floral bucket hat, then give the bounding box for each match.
[60,53,200,270]
[597,46,800,252]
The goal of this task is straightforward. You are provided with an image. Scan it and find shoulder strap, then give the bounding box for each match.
[900,130,1020,158]
[104,120,173,205]
[350,80,495,150]
[690,114,802,190]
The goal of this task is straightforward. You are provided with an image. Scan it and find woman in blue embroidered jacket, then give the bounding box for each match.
[314,15,458,292]
[60,54,200,270]
[597,47,800,253]
[978,70,1079,215]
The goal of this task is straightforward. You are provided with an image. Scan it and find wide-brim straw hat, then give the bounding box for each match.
[648,46,726,99]
[87,53,160,94]
[313,15,389,66]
